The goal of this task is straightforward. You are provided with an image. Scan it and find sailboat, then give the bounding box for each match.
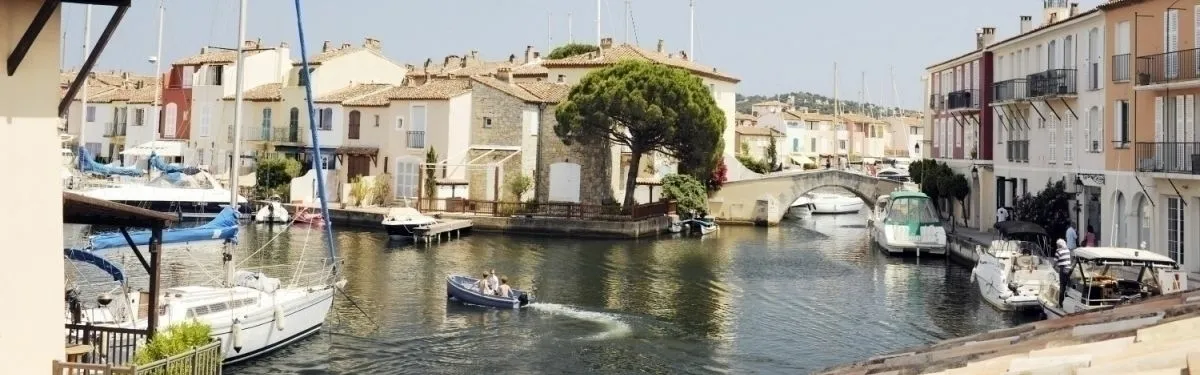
[72,0,344,365]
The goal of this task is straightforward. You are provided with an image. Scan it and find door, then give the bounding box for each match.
[163,103,178,138]
[395,159,419,199]
[347,155,370,180]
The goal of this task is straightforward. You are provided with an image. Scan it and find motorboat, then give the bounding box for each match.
[446,275,532,309]
[254,196,290,224]
[876,168,910,182]
[78,160,250,218]
[87,206,239,251]
[867,194,889,228]
[790,194,814,209]
[1039,247,1186,319]
[293,206,324,225]
[670,215,719,235]
[869,190,947,256]
[381,207,437,237]
[808,192,865,214]
[972,221,1057,311]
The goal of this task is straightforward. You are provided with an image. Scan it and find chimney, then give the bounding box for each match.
[322,40,332,52]
[981,27,996,47]
[424,58,432,72]
[340,42,352,50]
[279,41,289,48]
[363,37,381,51]
[444,55,461,68]
[600,37,613,49]
[497,67,513,84]
[556,74,565,83]
[679,50,688,61]
[509,54,516,64]
[1019,16,1032,34]
[470,50,479,60]
[533,52,540,59]
[524,46,534,63]
[656,39,665,53]
[1049,13,1058,24]
[1069,3,1079,17]
[243,39,258,49]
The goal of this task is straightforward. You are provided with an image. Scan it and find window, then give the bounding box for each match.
[395,116,404,130]
[1049,117,1057,164]
[288,107,299,141]
[209,65,224,86]
[792,138,799,153]
[348,110,361,139]
[1166,10,1180,79]
[483,117,493,128]
[134,108,145,126]
[838,140,847,150]
[395,160,419,198]
[318,108,333,130]
[1063,36,1074,69]
[810,138,816,152]
[298,67,315,86]
[1036,45,1044,71]
[199,105,211,137]
[1087,106,1102,152]
[1114,100,1130,147]
[1089,27,1102,89]
[86,106,96,122]
[1167,197,1185,265]
[409,105,426,148]
[374,114,380,127]
[1116,21,1131,55]
[261,107,272,140]
[1048,40,1058,69]
[163,103,177,138]
[1064,114,1074,164]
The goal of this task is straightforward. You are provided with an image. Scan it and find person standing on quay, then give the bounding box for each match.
[1054,239,1072,307]
[1065,223,1078,250]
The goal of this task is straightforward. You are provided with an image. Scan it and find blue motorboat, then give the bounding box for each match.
[88,206,239,251]
[446,275,532,309]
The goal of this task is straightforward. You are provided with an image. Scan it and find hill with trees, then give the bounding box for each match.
[736,91,921,117]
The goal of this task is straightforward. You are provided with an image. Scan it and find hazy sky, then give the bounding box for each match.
[59,0,1107,110]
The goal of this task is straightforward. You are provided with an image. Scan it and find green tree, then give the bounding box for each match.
[505,173,532,201]
[132,320,212,366]
[939,172,971,231]
[1013,180,1074,239]
[555,59,725,208]
[547,43,600,59]
[661,173,709,216]
[424,147,438,199]
[255,155,302,199]
[766,135,780,172]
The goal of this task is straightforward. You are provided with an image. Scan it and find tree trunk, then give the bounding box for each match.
[622,151,643,210]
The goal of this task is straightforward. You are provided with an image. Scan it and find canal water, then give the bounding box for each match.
[67,210,1040,374]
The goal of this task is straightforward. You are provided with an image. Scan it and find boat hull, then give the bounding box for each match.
[384,222,425,237]
[446,275,531,309]
[103,199,250,218]
[870,225,947,256]
[254,202,290,223]
[219,289,334,365]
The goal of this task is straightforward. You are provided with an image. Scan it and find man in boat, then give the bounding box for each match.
[477,272,495,295]
[1054,239,1072,306]
[487,269,500,294]
[497,277,513,298]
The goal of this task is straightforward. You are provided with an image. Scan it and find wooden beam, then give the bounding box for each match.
[145,222,163,340]
[118,227,152,273]
[59,5,129,116]
[6,0,61,76]
[63,0,131,5]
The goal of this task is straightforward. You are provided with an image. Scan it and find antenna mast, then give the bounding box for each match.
[625,0,631,43]
[568,13,573,44]
[689,0,695,60]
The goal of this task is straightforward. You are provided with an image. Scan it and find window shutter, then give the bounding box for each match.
[1195,6,1200,73]
[1177,95,1186,143]
[1187,95,1195,143]
[1155,96,1164,143]
[1096,106,1104,153]
[1065,115,1074,163]
[1049,116,1057,164]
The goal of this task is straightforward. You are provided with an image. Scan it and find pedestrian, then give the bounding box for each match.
[1054,239,1072,307]
[1065,222,1078,250]
[996,207,1009,223]
[1084,225,1097,247]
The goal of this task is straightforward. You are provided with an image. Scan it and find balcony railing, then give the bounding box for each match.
[1112,54,1131,82]
[271,127,301,143]
[407,131,425,148]
[928,93,945,111]
[1006,140,1029,163]
[1134,142,1200,174]
[992,79,1028,103]
[1135,48,1200,85]
[1026,69,1077,97]
[946,89,980,111]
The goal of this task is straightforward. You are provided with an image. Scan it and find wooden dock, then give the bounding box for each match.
[411,219,472,244]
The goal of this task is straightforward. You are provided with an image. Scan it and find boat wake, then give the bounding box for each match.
[528,303,632,341]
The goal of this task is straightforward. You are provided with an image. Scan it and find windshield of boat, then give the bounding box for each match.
[883,196,940,225]
[1070,262,1161,303]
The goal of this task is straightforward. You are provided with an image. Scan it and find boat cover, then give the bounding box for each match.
[89,206,240,250]
[149,151,200,176]
[77,146,143,177]
[65,248,124,282]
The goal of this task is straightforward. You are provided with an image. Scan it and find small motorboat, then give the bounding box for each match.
[254,196,290,223]
[292,206,324,225]
[382,207,437,237]
[672,215,718,235]
[446,275,532,309]
[809,192,865,214]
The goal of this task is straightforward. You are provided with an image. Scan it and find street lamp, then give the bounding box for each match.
[971,165,979,180]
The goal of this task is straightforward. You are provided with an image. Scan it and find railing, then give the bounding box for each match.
[1134,142,1200,174]
[992,79,1028,102]
[1135,47,1200,85]
[407,131,425,148]
[417,198,674,221]
[928,93,944,110]
[946,89,980,111]
[1112,54,1131,82]
[52,340,222,375]
[65,323,148,365]
[1026,69,1077,97]
[1006,140,1029,163]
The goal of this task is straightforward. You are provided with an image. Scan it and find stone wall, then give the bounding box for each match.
[466,149,521,200]
[710,170,902,225]
[470,83,526,146]
[534,104,614,205]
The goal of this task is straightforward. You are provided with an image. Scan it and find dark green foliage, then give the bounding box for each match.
[547,43,600,59]
[661,174,709,215]
[766,136,781,171]
[555,59,724,208]
[132,321,213,366]
[735,92,921,117]
[1013,180,1074,240]
[255,155,302,199]
[906,158,971,224]
[424,148,438,198]
[736,154,772,174]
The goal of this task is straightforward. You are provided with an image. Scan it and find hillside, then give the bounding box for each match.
[736,92,921,117]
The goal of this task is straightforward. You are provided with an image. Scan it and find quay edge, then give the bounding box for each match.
[280,204,671,239]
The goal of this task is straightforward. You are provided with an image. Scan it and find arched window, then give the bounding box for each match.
[1088,106,1102,152]
[1063,36,1074,69]
[348,110,361,139]
[1088,28,1101,89]
[1048,40,1058,69]
[288,108,299,142]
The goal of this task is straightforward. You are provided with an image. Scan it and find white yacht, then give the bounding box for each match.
[808,192,865,214]
[972,221,1056,311]
[254,196,290,223]
[382,207,438,237]
[1039,247,1185,319]
[869,190,947,256]
[79,170,250,218]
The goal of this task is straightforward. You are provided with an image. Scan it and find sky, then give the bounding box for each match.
[59,0,1108,110]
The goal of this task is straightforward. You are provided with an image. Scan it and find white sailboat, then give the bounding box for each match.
[74,1,344,365]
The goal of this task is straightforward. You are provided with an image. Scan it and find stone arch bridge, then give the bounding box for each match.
[709,170,903,225]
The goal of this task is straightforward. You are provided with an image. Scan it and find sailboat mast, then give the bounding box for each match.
[152,0,165,142]
[292,0,340,270]
[225,0,248,287]
[689,0,695,61]
[80,5,92,151]
[596,0,602,50]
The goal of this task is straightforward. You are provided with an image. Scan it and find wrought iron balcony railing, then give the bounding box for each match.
[271,127,301,143]
[1134,141,1200,174]
[992,79,1028,103]
[1112,54,1131,82]
[407,131,425,149]
[1026,69,1077,97]
[946,89,980,111]
[1135,48,1200,85]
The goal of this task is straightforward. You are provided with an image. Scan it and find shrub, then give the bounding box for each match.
[373,173,393,206]
[736,154,771,174]
[600,196,622,215]
[132,320,212,366]
[661,173,709,216]
[349,177,370,207]
[505,173,532,201]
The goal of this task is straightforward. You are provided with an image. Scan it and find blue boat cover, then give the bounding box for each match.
[149,151,200,175]
[77,146,144,177]
[65,248,124,282]
[90,206,240,251]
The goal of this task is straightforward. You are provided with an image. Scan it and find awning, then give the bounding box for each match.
[120,140,185,157]
[790,155,816,166]
[335,146,379,157]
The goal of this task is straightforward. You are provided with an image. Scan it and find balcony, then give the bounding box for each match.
[946,89,980,111]
[407,131,425,149]
[928,93,946,111]
[1112,54,1131,82]
[1006,140,1029,163]
[1026,69,1077,98]
[1134,142,1200,174]
[1135,48,1200,86]
[271,127,302,143]
[991,79,1028,103]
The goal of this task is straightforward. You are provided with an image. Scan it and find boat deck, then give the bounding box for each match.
[412,219,473,244]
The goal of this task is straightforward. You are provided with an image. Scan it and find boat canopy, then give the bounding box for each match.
[1074,247,1179,268]
[993,221,1048,236]
[65,248,124,282]
[77,146,144,177]
[148,151,200,176]
[882,191,941,229]
[89,206,239,251]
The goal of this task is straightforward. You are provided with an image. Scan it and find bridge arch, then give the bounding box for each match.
[709,170,903,225]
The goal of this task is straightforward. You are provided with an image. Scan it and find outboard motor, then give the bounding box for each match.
[517,292,530,306]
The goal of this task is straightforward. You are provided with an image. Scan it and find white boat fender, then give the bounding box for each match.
[231,321,244,353]
[274,306,285,331]
[970,266,977,283]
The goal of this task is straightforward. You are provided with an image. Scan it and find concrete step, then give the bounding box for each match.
[1091,337,1200,366]
[1005,355,1091,374]
[1027,337,1134,359]
[1135,315,1200,343]
[1076,345,1196,375]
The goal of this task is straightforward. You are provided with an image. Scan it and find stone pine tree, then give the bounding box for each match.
[766,135,780,171]
[547,43,600,59]
[555,59,725,209]
[424,147,438,199]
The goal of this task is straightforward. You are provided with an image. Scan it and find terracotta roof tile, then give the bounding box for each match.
[541,43,739,83]
[470,76,543,102]
[753,100,790,107]
[221,83,283,101]
[789,111,836,122]
[736,113,757,121]
[174,47,270,65]
[736,126,783,136]
[314,83,393,104]
[512,63,549,76]
[515,82,571,103]
[343,80,472,106]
